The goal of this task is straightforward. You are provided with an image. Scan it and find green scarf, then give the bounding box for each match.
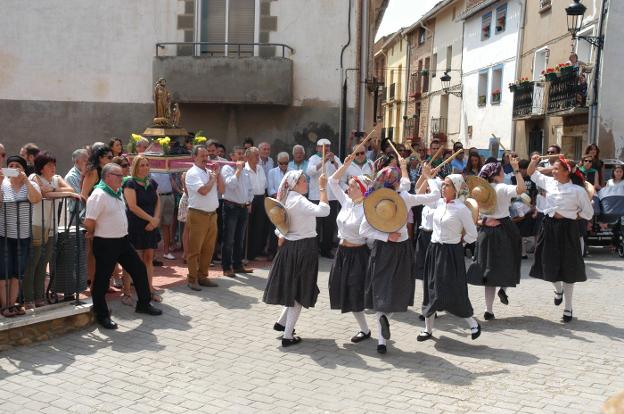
[132,176,151,190]
[95,180,122,199]
[353,157,368,167]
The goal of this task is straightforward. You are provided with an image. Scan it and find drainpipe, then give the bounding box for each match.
[511,0,527,152]
[590,0,608,145]
[403,30,412,142]
[359,0,370,135]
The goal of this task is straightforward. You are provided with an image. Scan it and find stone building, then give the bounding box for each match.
[0,0,388,169]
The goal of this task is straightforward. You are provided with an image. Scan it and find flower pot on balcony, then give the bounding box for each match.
[559,65,576,78]
[478,96,487,106]
[509,84,517,93]
[545,72,558,82]
[491,92,501,104]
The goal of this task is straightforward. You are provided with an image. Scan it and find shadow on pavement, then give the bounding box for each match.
[433,336,539,366]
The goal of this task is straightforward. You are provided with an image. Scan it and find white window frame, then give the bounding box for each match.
[195,0,260,56]
[533,46,549,81]
[575,26,595,64]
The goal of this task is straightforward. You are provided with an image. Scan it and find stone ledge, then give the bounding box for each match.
[0,300,94,351]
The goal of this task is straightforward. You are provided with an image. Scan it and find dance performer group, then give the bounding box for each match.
[262,140,594,353]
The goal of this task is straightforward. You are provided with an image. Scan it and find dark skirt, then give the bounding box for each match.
[364,240,415,313]
[530,217,586,283]
[516,215,536,237]
[328,245,370,313]
[263,237,320,308]
[467,217,521,287]
[413,229,432,280]
[128,226,161,251]
[422,242,474,318]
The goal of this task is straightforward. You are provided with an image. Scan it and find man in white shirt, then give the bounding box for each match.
[245,146,269,261]
[206,138,228,263]
[84,163,162,330]
[266,152,289,259]
[340,144,374,188]
[258,142,274,179]
[306,138,343,258]
[185,145,224,290]
[220,146,254,277]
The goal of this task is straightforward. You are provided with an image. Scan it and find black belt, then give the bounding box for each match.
[159,192,173,196]
[224,199,249,208]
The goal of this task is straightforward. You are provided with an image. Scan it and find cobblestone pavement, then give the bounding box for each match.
[1,249,623,413]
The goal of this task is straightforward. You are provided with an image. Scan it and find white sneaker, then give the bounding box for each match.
[163,253,176,260]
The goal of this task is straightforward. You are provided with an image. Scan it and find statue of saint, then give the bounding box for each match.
[153,78,170,122]
[170,103,181,127]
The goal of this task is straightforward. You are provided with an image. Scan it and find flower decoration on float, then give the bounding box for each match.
[156,136,172,155]
[193,135,207,145]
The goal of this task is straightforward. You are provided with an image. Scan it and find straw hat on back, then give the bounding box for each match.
[465,175,497,215]
[264,197,288,235]
[363,188,407,233]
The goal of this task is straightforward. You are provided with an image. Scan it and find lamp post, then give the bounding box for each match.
[565,0,607,145]
[440,72,462,97]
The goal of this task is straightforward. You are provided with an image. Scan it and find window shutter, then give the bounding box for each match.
[202,0,227,55]
[228,0,256,55]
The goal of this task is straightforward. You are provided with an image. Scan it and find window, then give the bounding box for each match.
[200,0,256,56]
[397,64,402,100]
[533,48,548,81]
[478,70,489,107]
[445,46,452,72]
[418,28,426,45]
[539,0,552,12]
[423,57,430,93]
[576,26,595,64]
[431,53,437,79]
[495,4,507,34]
[481,12,492,41]
[491,66,503,105]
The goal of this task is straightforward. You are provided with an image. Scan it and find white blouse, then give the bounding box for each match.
[482,183,518,219]
[419,179,442,231]
[279,191,330,241]
[431,198,478,245]
[329,178,366,245]
[530,171,593,220]
[359,188,440,242]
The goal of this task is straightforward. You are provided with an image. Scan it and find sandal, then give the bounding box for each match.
[24,302,36,311]
[151,293,162,303]
[13,305,26,316]
[2,307,17,317]
[121,293,134,307]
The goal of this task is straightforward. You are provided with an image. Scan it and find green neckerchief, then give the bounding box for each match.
[132,175,150,190]
[95,180,122,200]
[353,157,368,167]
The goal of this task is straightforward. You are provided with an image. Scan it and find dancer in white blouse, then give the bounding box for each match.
[263,170,330,346]
[418,174,481,342]
[360,160,440,354]
[328,154,373,343]
[467,158,526,320]
[527,154,593,322]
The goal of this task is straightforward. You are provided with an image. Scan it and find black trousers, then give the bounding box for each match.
[314,200,340,255]
[92,236,151,319]
[213,199,224,260]
[222,202,248,270]
[247,194,270,260]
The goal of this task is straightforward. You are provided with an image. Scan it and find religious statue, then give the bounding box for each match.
[153,78,171,126]
[170,102,181,128]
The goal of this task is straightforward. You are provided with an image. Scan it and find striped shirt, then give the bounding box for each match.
[0,180,41,239]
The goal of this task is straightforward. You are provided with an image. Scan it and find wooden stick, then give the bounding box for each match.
[321,145,326,175]
[435,148,465,169]
[350,130,375,156]
[538,154,565,159]
[386,140,403,161]
[410,149,423,163]
[430,146,443,162]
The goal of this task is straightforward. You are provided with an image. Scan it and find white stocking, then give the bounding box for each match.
[484,286,496,313]
[277,306,288,325]
[283,302,302,339]
[424,316,435,334]
[465,317,478,330]
[353,311,369,333]
[563,282,574,312]
[552,281,563,294]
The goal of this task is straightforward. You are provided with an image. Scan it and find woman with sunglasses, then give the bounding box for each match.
[579,156,601,190]
[584,144,604,187]
[527,154,593,323]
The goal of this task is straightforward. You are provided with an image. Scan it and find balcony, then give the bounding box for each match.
[512,81,546,119]
[153,42,294,105]
[547,73,587,115]
[430,117,448,141]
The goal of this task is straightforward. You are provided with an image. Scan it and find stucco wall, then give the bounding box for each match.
[461,0,522,149]
[598,0,624,160]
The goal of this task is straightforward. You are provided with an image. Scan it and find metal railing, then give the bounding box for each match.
[430,117,448,135]
[547,71,586,114]
[1,197,85,312]
[513,81,546,118]
[155,42,295,58]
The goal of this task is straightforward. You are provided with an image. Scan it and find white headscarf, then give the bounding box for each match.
[277,170,304,203]
[446,174,469,201]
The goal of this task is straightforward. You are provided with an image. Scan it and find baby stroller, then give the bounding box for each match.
[587,183,624,257]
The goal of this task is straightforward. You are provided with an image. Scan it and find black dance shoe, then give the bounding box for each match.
[471,323,482,340]
[379,315,391,340]
[483,312,495,321]
[273,322,285,331]
[562,310,573,323]
[554,290,563,306]
[498,289,509,305]
[282,336,302,347]
[417,331,433,342]
[419,314,425,321]
[97,317,118,330]
[135,304,163,316]
[376,344,387,354]
[350,330,371,343]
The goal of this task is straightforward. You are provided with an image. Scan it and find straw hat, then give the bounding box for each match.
[363,188,408,233]
[464,198,479,224]
[264,197,288,235]
[465,175,497,215]
[519,193,532,207]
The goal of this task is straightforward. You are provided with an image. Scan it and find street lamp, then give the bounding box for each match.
[440,72,462,97]
[565,0,603,48]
